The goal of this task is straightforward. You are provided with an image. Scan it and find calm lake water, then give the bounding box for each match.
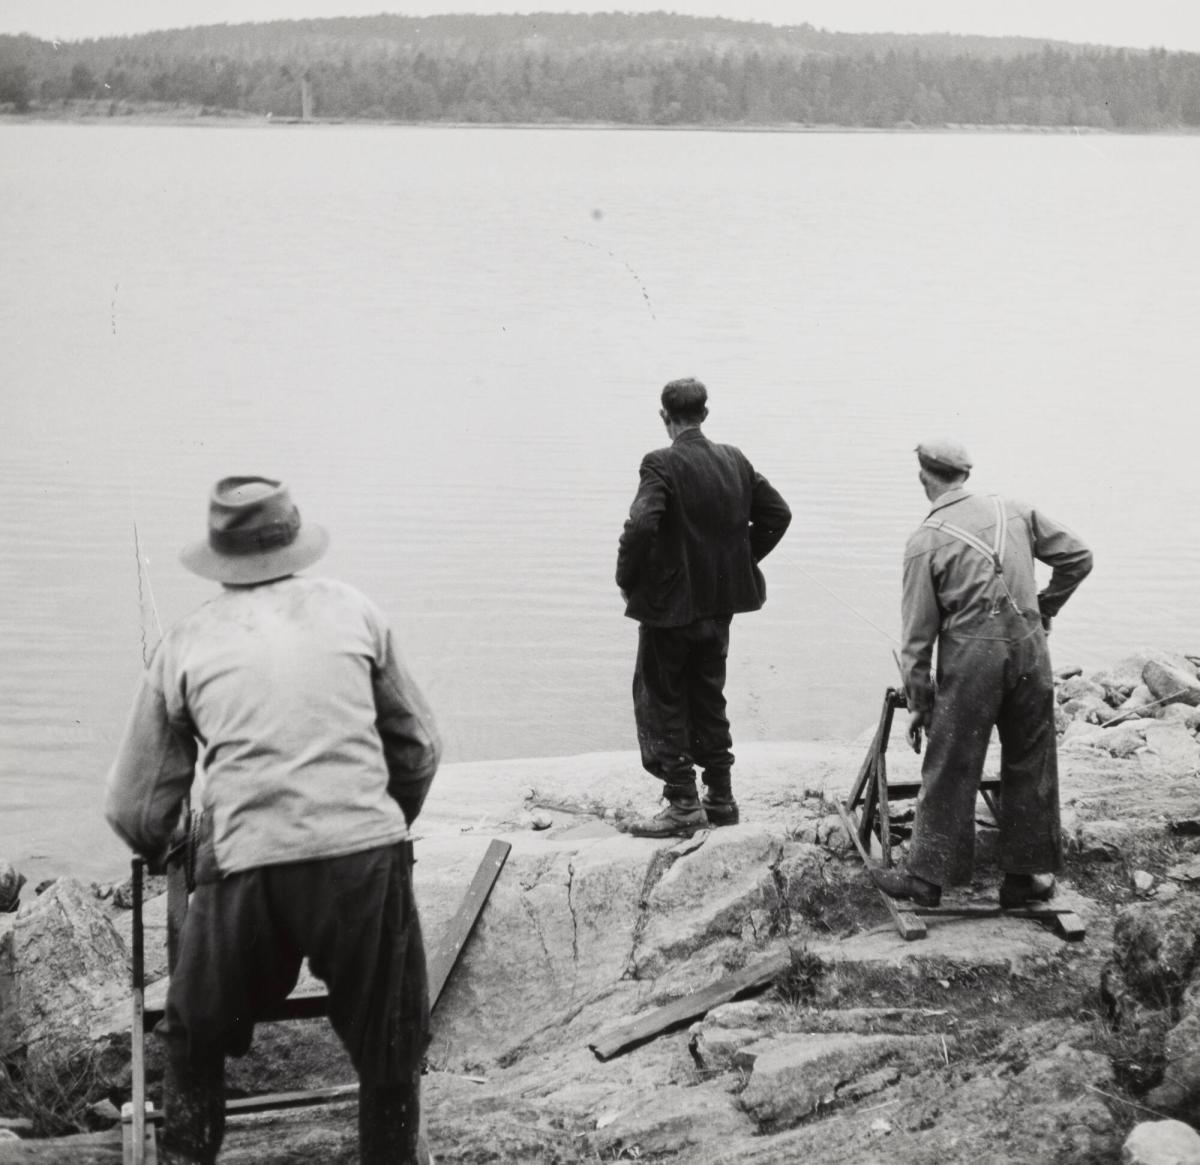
[2,122,1198,879]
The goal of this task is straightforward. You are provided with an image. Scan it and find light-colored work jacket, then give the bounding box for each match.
[901,488,1092,714]
[105,576,440,880]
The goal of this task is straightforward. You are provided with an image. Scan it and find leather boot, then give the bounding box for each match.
[870,865,941,907]
[628,781,709,838]
[999,873,1056,909]
[359,1075,423,1165]
[160,1054,225,1165]
[701,770,739,827]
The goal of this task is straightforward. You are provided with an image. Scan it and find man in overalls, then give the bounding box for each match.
[873,440,1093,908]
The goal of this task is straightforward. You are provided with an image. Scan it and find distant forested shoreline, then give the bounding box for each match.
[2,12,1198,130]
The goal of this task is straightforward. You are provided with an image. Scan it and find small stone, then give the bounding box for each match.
[1144,660,1200,708]
[1133,870,1156,894]
[1122,1117,1200,1164]
[870,1118,894,1134]
[1156,883,1182,904]
[0,1130,19,1142]
[88,1099,121,1124]
[530,812,553,831]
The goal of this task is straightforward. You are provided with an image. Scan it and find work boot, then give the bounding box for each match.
[999,873,1056,910]
[702,770,739,827]
[870,865,941,907]
[628,781,709,839]
[701,792,739,827]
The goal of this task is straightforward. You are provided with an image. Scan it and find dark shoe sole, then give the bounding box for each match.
[627,822,709,839]
[999,877,1056,910]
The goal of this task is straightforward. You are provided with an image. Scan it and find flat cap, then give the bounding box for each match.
[915,439,972,474]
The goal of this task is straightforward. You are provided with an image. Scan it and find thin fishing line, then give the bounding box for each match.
[779,555,902,647]
[562,235,656,319]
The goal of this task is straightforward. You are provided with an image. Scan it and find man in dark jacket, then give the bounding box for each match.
[616,379,791,837]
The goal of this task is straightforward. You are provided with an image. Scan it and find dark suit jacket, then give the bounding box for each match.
[616,428,792,628]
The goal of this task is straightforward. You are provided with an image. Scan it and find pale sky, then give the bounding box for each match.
[3,0,1200,52]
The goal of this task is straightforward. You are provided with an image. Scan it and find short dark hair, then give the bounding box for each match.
[661,378,708,422]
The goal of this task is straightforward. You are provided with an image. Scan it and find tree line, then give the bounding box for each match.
[1,13,1198,129]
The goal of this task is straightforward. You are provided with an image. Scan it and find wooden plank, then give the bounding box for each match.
[426,838,512,1008]
[876,750,892,867]
[913,903,1086,942]
[121,1103,158,1162]
[835,802,925,941]
[588,950,792,1061]
[1050,911,1086,942]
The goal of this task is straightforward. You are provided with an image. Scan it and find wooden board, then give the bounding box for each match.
[588,949,792,1062]
[835,802,926,941]
[426,838,512,1008]
[121,1103,158,1164]
[914,903,1086,942]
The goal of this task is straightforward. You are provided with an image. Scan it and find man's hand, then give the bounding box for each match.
[907,709,930,754]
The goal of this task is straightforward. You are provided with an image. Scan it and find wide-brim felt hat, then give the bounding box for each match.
[180,476,329,585]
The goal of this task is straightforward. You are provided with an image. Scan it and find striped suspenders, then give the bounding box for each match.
[923,496,1022,615]
[923,495,1007,574]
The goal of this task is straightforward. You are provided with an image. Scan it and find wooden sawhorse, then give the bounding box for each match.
[123,836,511,1164]
[836,687,1083,943]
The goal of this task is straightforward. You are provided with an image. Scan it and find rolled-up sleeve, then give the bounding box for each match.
[373,627,442,826]
[901,543,940,715]
[104,662,197,861]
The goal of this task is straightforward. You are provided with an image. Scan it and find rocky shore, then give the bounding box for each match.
[2,649,1200,1163]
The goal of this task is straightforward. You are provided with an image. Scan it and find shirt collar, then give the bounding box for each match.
[672,427,705,445]
[926,486,972,516]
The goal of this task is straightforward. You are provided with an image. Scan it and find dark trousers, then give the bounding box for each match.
[159,841,429,1165]
[907,618,1062,887]
[633,616,734,787]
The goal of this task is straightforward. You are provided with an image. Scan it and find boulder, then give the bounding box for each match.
[1108,898,1200,1009]
[1160,704,1200,732]
[1061,721,1106,751]
[1145,661,1200,710]
[735,1032,935,1129]
[1099,652,1196,694]
[1,878,129,1068]
[1146,1010,1200,1121]
[587,1084,752,1157]
[1144,724,1200,771]
[1059,676,1108,704]
[1060,694,1114,725]
[1074,819,1137,861]
[1123,1118,1200,1164]
[633,827,785,978]
[1101,721,1154,759]
[0,862,25,914]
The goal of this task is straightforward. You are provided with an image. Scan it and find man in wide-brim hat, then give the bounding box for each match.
[106,476,441,1165]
